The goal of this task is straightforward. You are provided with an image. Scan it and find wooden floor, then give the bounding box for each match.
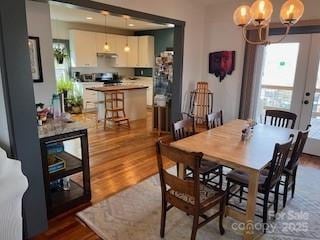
[33,112,320,240]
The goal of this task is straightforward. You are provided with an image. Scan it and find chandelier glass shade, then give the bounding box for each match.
[233,0,304,45]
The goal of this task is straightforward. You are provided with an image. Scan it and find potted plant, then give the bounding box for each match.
[68,95,83,114]
[53,47,68,64]
[57,78,73,98]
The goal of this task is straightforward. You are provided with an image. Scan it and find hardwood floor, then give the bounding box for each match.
[33,112,320,240]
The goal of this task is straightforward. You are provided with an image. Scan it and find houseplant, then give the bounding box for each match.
[68,95,83,114]
[53,47,68,64]
[57,78,73,97]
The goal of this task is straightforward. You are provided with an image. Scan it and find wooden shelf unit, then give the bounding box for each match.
[40,129,91,219]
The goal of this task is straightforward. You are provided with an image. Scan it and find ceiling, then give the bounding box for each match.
[49,3,172,31]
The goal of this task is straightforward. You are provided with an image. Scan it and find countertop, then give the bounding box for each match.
[38,119,87,139]
[86,84,148,92]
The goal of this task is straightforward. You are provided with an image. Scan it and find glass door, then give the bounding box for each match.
[255,34,311,123]
[255,34,320,156]
[299,34,320,155]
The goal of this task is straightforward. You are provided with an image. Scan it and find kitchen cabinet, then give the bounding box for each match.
[96,33,117,53]
[75,82,104,110]
[69,30,97,67]
[127,36,139,67]
[138,36,155,68]
[114,35,128,67]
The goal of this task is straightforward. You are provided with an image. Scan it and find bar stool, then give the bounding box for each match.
[104,91,130,129]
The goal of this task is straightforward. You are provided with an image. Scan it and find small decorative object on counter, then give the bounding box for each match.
[36,103,49,126]
[52,94,62,119]
[241,126,253,141]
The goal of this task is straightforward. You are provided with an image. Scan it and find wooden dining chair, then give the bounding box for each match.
[281,129,309,208]
[156,140,226,240]
[226,135,293,233]
[264,110,297,129]
[206,111,223,130]
[172,117,223,188]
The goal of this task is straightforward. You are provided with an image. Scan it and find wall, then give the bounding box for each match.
[26,1,56,106]
[94,0,206,111]
[202,0,320,122]
[0,68,10,153]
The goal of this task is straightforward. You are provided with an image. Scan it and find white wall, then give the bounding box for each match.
[0,68,10,153]
[202,0,320,121]
[26,1,56,106]
[94,0,206,110]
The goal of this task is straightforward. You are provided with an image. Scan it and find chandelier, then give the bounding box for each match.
[233,0,304,45]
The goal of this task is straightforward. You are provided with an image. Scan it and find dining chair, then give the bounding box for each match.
[172,117,223,188]
[206,111,223,130]
[156,140,225,240]
[281,129,309,208]
[225,135,293,233]
[264,110,297,129]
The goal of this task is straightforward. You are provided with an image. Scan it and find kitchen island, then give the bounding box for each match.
[86,84,148,122]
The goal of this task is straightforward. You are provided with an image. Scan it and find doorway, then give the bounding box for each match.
[255,34,320,156]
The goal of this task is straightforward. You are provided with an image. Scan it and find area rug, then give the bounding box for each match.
[77,166,320,239]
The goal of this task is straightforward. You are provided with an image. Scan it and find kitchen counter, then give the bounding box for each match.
[86,84,148,92]
[38,119,87,139]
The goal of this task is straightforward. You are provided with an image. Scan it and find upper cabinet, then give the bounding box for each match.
[69,30,154,68]
[96,33,117,54]
[138,36,155,68]
[69,30,98,68]
[127,36,139,68]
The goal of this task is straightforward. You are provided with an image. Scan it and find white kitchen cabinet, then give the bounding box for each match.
[96,33,117,53]
[127,36,139,67]
[114,35,128,67]
[138,36,155,68]
[75,82,104,111]
[69,30,97,67]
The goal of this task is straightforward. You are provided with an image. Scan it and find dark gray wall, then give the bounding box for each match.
[0,0,48,237]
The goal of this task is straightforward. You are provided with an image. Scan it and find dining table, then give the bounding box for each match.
[170,119,298,240]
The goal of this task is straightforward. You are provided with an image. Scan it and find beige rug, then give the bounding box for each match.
[77,166,320,240]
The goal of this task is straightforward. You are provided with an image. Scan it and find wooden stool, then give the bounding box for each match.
[104,91,130,129]
[84,100,105,127]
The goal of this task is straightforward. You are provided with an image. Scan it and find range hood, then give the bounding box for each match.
[97,52,118,58]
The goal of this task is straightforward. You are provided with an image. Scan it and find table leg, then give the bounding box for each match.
[157,107,161,137]
[244,170,259,240]
[177,163,185,179]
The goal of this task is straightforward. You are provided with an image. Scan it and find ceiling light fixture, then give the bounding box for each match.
[233,0,304,45]
[128,23,135,27]
[86,17,93,20]
[124,16,130,52]
[102,11,110,51]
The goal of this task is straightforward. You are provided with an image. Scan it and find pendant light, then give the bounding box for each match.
[102,11,110,51]
[124,16,130,52]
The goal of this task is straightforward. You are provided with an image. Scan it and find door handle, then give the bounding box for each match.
[304,100,309,105]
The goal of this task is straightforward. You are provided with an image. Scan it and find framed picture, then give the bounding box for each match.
[28,36,43,82]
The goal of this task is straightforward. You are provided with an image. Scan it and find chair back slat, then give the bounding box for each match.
[156,140,202,203]
[264,135,293,188]
[206,110,223,130]
[172,117,195,141]
[264,110,297,129]
[286,130,309,170]
[162,171,195,196]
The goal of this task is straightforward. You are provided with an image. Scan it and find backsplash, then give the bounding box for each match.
[72,56,134,78]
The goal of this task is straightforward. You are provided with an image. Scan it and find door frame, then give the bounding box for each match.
[48,0,186,122]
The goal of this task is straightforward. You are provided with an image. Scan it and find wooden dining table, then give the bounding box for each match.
[170,119,298,240]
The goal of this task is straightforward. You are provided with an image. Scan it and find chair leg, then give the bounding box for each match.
[283,174,289,208]
[274,182,280,215]
[291,167,298,199]
[226,180,231,206]
[219,197,225,235]
[191,214,199,240]
[160,200,167,238]
[263,192,269,234]
[219,166,223,190]
[239,186,243,203]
